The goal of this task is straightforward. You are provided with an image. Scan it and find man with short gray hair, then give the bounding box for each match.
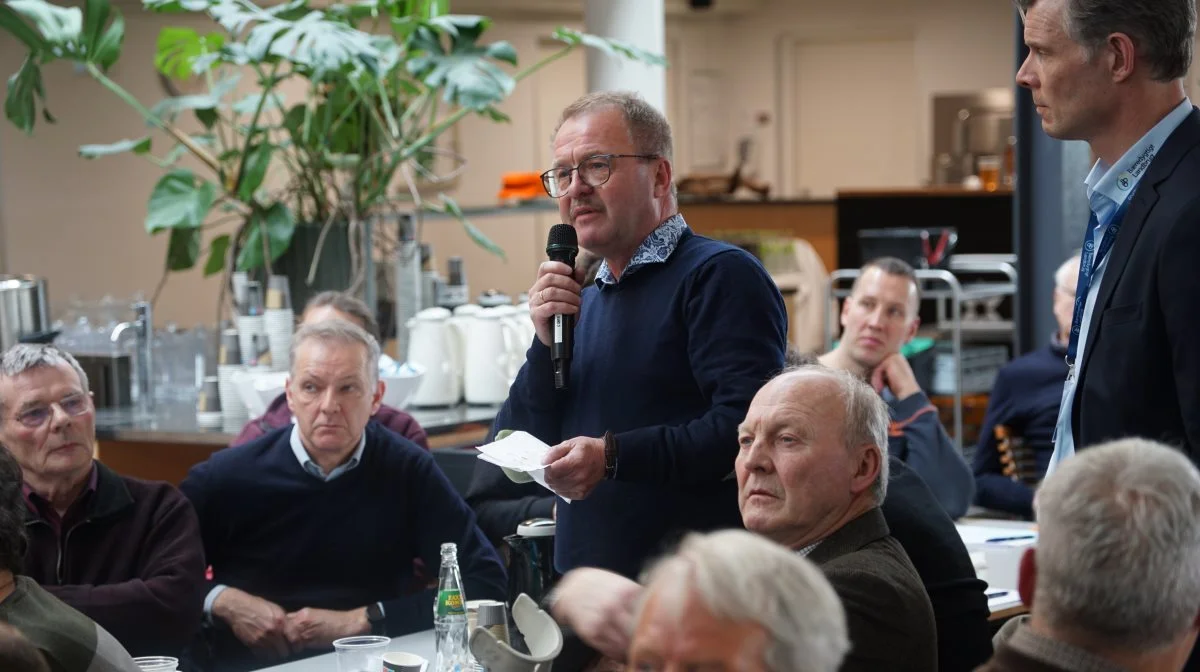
[626,528,849,672]
[0,343,206,659]
[485,88,788,582]
[549,365,935,671]
[181,320,506,672]
[980,437,1200,671]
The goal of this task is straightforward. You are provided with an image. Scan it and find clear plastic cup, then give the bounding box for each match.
[132,657,179,672]
[334,635,392,672]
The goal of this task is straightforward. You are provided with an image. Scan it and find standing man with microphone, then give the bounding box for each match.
[1015,0,1200,472]
[491,91,788,581]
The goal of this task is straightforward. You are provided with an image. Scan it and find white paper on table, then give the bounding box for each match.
[985,588,1022,611]
[955,524,1038,546]
[476,431,573,502]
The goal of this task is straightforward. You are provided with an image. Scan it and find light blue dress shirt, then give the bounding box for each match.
[1048,98,1194,475]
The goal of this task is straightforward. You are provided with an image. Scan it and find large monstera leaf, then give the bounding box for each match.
[0,0,126,132]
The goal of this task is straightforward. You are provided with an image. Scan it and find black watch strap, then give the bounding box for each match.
[367,602,385,635]
[603,431,618,480]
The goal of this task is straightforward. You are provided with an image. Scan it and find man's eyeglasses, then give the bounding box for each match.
[540,153,659,198]
[14,393,90,429]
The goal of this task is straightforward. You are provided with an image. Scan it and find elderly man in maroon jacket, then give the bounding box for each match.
[0,344,206,658]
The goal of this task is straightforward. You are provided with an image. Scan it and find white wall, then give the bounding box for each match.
[0,0,1021,325]
[712,0,1018,198]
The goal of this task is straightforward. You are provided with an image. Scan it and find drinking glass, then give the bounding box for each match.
[132,657,178,672]
[334,635,392,672]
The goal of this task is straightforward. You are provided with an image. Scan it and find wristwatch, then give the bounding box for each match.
[603,431,619,480]
[366,602,385,636]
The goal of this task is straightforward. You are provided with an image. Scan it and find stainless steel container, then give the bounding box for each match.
[74,353,134,409]
[0,275,51,350]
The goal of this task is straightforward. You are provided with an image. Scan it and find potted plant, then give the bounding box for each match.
[0,0,663,313]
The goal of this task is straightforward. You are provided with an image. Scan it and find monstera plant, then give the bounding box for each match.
[0,0,663,308]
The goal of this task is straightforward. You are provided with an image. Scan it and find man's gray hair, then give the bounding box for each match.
[0,345,90,420]
[289,319,380,384]
[637,528,849,672]
[1015,0,1195,81]
[1034,438,1200,650]
[783,365,891,504]
[555,90,674,162]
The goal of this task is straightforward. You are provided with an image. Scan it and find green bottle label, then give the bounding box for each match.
[437,589,465,616]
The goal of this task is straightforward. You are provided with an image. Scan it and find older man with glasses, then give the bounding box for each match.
[474,90,788,586]
[0,344,206,660]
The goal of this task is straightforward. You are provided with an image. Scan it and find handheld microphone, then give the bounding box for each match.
[546,224,578,391]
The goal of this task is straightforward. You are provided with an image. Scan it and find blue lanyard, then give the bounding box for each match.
[1066,196,1133,366]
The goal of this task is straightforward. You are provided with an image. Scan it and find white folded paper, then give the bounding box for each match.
[476,430,572,503]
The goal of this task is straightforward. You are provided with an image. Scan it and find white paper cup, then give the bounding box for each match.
[382,651,427,672]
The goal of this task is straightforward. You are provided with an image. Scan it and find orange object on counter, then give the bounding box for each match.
[497,171,548,201]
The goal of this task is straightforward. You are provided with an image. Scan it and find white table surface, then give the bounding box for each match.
[254,517,1031,672]
[956,517,1038,616]
[254,630,436,672]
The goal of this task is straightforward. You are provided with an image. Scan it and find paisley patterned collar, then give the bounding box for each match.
[594,213,689,288]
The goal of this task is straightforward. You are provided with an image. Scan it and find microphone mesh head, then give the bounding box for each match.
[547,224,578,250]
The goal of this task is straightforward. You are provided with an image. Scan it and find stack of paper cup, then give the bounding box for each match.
[236,314,266,366]
[264,308,294,372]
[216,329,249,428]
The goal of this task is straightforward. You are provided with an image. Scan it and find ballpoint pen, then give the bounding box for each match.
[985,535,1037,543]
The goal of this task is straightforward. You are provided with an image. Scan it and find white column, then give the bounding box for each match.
[583,0,666,112]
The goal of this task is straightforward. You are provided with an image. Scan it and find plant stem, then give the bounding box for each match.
[233,60,281,195]
[85,63,221,174]
[205,65,230,156]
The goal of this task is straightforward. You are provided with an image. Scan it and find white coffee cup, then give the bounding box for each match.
[381,651,427,672]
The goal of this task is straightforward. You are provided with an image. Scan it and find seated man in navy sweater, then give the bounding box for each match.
[180,321,506,672]
[972,254,1078,518]
[504,90,788,579]
[818,257,974,518]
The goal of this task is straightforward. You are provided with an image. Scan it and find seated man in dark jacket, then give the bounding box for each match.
[232,291,429,449]
[818,257,974,518]
[0,344,205,659]
[181,320,506,672]
[972,254,1077,518]
[550,366,938,671]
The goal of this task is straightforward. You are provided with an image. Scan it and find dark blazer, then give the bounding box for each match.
[976,644,1075,672]
[1072,106,1200,461]
[808,507,938,672]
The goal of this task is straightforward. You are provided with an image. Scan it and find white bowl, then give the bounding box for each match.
[381,363,425,409]
[231,369,288,417]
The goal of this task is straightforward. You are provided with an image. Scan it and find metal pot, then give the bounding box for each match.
[0,275,52,351]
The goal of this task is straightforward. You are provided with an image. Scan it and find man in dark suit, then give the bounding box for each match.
[547,366,938,671]
[1015,0,1200,470]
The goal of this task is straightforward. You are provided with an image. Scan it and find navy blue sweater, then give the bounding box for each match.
[972,343,1067,518]
[179,422,507,671]
[496,230,788,578]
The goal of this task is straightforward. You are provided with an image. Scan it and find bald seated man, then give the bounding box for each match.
[550,365,937,671]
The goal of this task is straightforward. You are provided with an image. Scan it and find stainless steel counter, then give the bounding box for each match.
[95,402,501,446]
